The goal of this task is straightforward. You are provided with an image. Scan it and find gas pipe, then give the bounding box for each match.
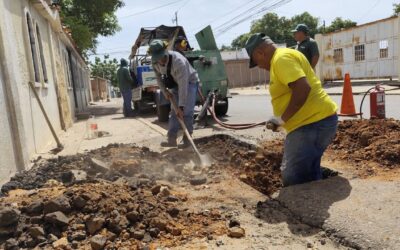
[370,85,385,119]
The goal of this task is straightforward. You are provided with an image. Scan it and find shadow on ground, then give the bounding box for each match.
[256,176,352,236]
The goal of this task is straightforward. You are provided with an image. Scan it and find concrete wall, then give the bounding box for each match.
[90,77,108,102]
[223,60,269,88]
[0,0,90,184]
[316,16,399,81]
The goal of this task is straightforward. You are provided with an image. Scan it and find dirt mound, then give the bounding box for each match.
[198,137,283,195]
[0,180,226,249]
[329,119,400,176]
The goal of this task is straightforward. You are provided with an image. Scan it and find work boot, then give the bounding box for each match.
[178,134,192,149]
[160,136,177,147]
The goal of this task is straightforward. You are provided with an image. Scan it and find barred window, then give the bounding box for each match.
[334,48,343,63]
[379,40,388,58]
[36,25,48,83]
[354,44,365,61]
[26,13,40,83]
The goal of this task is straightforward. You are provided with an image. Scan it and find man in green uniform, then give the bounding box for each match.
[292,24,319,70]
[116,58,136,117]
[245,33,338,186]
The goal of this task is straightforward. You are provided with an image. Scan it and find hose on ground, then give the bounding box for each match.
[197,88,267,130]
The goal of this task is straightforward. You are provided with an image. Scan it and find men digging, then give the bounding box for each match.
[149,39,200,148]
[244,33,338,187]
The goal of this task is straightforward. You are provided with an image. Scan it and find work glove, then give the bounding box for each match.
[266,117,284,132]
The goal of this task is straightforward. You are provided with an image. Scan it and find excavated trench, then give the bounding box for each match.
[0,134,339,249]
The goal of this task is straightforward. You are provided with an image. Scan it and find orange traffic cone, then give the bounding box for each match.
[339,73,361,116]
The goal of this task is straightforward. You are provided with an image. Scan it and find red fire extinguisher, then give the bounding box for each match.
[370,84,385,119]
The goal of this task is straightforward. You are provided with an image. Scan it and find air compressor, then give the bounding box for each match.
[370,85,385,119]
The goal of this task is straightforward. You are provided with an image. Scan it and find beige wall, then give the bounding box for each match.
[224,59,269,88]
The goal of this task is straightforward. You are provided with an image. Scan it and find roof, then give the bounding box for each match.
[320,16,399,36]
[136,25,190,47]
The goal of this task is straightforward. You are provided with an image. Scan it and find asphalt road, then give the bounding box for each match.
[225,94,400,124]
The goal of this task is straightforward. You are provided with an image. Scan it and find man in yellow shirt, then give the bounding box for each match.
[245,33,338,186]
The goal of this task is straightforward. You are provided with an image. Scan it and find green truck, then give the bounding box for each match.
[129,25,229,122]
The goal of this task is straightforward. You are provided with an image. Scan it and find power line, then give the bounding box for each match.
[120,0,184,19]
[216,0,293,37]
[188,0,262,33]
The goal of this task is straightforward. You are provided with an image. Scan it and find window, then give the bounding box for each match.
[334,48,343,63]
[379,40,388,58]
[36,25,48,83]
[354,44,365,61]
[63,52,73,88]
[26,13,40,83]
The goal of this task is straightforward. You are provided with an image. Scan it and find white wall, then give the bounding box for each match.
[0,0,90,184]
[316,17,399,81]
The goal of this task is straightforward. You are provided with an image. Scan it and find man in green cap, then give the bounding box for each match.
[245,33,338,187]
[117,58,136,117]
[292,24,320,69]
[149,39,200,147]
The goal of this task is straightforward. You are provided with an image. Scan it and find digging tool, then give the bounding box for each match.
[161,86,212,167]
[28,81,64,152]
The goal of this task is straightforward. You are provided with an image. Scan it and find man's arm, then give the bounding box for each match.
[310,41,320,69]
[311,54,319,69]
[281,77,311,122]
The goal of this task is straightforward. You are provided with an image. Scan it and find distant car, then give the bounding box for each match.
[129,25,230,122]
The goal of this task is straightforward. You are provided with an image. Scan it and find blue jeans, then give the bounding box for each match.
[168,82,198,137]
[121,89,133,116]
[281,114,338,186]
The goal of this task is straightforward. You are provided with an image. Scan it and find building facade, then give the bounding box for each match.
[315,16,400,81]
[0,0,90,184]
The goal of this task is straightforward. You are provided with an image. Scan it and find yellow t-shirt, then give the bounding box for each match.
[269,48,338,133]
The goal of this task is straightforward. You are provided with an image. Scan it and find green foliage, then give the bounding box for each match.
[231,12,357,48]
[220,44,233,51]
[90,55,119,87]
[322,17,357,33]
[60,0,124,56]
[394,3,400,15]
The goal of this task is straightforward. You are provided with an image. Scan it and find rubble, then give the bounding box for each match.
[329,119,400,177]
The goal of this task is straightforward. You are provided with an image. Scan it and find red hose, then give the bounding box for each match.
[197,88,267,130]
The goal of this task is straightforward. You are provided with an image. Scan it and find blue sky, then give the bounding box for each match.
[90,0,398,61]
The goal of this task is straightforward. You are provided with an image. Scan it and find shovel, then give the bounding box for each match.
[166,90,212,168]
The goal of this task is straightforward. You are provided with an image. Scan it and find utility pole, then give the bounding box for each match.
[172,11,178,26]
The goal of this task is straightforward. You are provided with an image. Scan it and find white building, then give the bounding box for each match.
[0,0,90,184]
[315,16,400,82]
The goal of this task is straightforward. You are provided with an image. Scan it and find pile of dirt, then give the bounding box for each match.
[198,137,283,195]
[329,119,400,176]
[0,179,226,249]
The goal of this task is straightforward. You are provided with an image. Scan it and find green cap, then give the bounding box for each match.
[244,33,273,68]
[291,24,309,34]
[149,40,168,63]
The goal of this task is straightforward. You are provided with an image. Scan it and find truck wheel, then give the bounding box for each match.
[134,101,141,113]
[157,104,170,122]
[214,98,228,116]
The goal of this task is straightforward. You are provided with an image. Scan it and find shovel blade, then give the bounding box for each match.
[199,153,213,168]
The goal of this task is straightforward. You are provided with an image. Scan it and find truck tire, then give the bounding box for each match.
[214,98,228,117]
[134,101,141,113]
[157,104,170,122]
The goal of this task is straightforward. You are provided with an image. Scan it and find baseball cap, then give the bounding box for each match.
[148,40,168,63]
[244,33,273,68]
[291,24,309,34]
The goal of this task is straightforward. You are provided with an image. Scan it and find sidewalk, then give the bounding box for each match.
[230,84,400,96]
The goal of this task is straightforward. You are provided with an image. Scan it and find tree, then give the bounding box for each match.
[220,44,233,51]
[90,55,119,87]
[394,3,400,16]
[231,12,320,48]
[59,0,124,56]
[231,33,251,48]
[322,17,357,33]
